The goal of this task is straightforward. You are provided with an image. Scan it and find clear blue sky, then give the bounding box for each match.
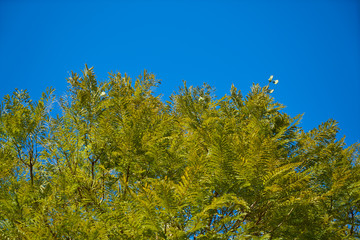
[1,0,359,144]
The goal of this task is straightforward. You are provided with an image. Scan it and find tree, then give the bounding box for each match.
[0,65,359,239]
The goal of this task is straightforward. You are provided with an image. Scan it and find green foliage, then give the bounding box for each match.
[0,65,359,239]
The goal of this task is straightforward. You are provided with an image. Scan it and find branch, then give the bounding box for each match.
[269,207,294,235]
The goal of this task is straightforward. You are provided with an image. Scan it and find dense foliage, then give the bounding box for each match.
[0,66,359,239]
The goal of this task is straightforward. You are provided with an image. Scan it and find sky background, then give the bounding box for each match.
[0,0,359,145]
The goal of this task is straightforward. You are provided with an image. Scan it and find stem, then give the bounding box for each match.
[350,209,354,235]
[102,169,105,201]
[91,160,95,181]
[123,164,130,198]
[29,146,34,186]
[270,207,294,236]
[30,162,34,186]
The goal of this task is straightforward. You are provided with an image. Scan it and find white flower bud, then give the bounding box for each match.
[273,80,279,84]
[269,89,274,93]
[268,75,273,81]
[100,91,106,96]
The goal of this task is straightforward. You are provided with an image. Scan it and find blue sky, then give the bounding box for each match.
[0,0,359,144]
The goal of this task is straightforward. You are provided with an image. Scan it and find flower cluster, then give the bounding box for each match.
[267,75,279,93]
[268,75,279,84]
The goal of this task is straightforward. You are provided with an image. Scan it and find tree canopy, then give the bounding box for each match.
[0,66,359,239]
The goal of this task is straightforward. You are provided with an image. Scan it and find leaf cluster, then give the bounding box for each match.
[0,66,359,239]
